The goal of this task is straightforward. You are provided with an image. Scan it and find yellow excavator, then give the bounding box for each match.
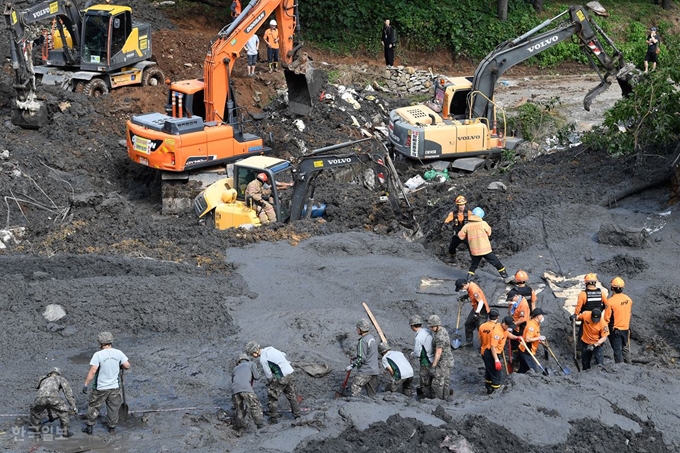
[4,0,163,128]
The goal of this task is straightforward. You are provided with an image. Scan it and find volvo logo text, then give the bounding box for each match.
[32,7,50,19]
[527,35,558,52]
[458,135,481,140]
[245,12,265,33]
[327,158,352,165]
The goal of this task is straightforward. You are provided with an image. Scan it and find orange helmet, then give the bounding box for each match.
[256,172,268,183]
[455,195,467,205]
[584,273,598,285]
[515,270,528,283]
[610,277,625,289]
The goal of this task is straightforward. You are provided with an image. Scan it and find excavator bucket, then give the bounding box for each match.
[285,64,327,116]
[11,99,50,129]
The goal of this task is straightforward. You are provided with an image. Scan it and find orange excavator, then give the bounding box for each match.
[126,0,324,174]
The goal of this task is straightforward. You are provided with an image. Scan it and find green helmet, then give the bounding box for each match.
[428,315,442,327]
[245,341,260,355]
[237,354,250,363]
[356,319,371,332]
[378,342,390,354]
[409,315,423,326]
[97,331,114,345]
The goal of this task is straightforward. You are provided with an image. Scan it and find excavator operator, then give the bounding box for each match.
[245,173,277,224]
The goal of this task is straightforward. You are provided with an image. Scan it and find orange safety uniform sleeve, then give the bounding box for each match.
[491,323,509,355]
[577,312,610,344]
[604,293,633,330]
[511,298,530,326]
[519,318,541,353]
[468,282,489,314]
[460,222,493,256]
[478,320,496,354]
[444,212,454,224]
[574,291,587,315]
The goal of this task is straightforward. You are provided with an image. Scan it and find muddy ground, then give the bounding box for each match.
[1,2,680,452]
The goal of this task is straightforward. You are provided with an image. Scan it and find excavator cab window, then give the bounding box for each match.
[110,11,131,57]
[82,13,109,64]
[236,168,257,200]
[445,87,470,119]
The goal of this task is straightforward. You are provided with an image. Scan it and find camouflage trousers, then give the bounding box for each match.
[267,374,300,420]
[385,377,413,396]
[350,373,378,397]
[431,360,453,400]
[30,396,71,430]
[86,388,122,428]
[418,366,433,398]
[232,392,264,429]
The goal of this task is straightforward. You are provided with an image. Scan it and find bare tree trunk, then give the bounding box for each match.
[533,0,544,14]
[497,0,508,21]
[662,0,672,10]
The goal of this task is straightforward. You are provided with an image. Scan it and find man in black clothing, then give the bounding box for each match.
[381,19,397,66]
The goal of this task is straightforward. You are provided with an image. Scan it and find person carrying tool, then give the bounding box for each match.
[507,289,530,368]
[457,207,512,283]
[572,308,609,370]
[574,273,607,352]
[231,354,264,432]
[604,277,633,364]
[428,315,454,400]
[512,270,537,312]
[443,195,471,258]
[378,342,414,396]
[518,308,546,373]
[264,20,280,72]
[245,172,277,224]
[30,368,77,438]
[409,315,434,398]
[455,278,490,347]
[245,341,300,423]
[479,311,517,394]
[82,332,130,435]
[346,319,380,397]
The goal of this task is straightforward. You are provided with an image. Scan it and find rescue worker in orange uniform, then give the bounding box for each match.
[443,195,472,256]
[518,308,546,373]
[230,0,241,20]
[245,173,277,224]
[513,270,537,312]
[455,278,489,347]
[572,308,609,370]
[574,273,607,351]
[263,20,280,72]
[507,289,530,368]
[479,311,517,394]
[604,277,633,364]
[457,207,512,283]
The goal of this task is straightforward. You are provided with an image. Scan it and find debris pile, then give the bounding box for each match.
[381,66,434,94]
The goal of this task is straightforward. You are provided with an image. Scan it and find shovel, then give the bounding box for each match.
[334,369,351,398]
[519,338,549,376]
[572,318,582,372]
[119,369,128,422]
[506,341,514,374]
[544,340,571,375]
[451,300,463,349]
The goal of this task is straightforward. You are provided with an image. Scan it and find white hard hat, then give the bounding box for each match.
[270,19,277,26]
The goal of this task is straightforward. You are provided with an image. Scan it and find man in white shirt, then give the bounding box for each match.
[379,342,414,396]
[245,34,259,76]
[245,341,301,424]
[409,315,434,398]
[82,332,130,435]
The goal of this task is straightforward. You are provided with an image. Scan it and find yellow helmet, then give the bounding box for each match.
[610,277,625,289]
[455,195,467,205]
[584,273,598,285]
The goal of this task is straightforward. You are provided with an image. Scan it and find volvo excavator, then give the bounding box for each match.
[125,0,324,175]
[193,138,420,237]
[388,4,636,162]
[4,0,163,129]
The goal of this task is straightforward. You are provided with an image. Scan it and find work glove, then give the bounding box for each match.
[459,294,469,301]
[82,385,89,395]
[569,314,576,321]
[586,344,595,352]
[71,408,78,416]
[494,360,502,371]
[538,336,546,342]
[345,365,353,372]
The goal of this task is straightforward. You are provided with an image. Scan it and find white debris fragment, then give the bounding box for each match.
[0,150,9,159]
[293,119,306,131]
[487,181,507,191]
[404,175,426,190]
[350,115,360,127]
[43,304,66,322]
[341,92,361,109]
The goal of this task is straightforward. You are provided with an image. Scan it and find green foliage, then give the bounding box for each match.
[506,97,573,144]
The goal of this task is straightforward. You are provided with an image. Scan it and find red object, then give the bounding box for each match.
[495,361,502,371]
[319,90,325,102]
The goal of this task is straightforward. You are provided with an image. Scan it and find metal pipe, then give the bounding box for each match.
[511,9,569,45]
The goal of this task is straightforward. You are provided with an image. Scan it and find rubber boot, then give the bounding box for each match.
[63,429,74,438]
[499,268,513,284]
[108,427,115,434]
[466,272,474,283]
[82,425,93,435]
[268,63,273,73]
[274,62,279,72]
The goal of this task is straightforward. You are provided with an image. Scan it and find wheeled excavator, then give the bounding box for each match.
[4,0,163,128]
[388,4,636,162]
[126,0,325,174]
[193,138,420,237]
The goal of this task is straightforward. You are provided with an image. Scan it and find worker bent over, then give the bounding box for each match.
[246,172,277,224]
[245,341,300,423]
[409,315,434,398]
[573,308,609,370]
[30,368,77,438]
[456,207,512,283]
[518,308,546,374]
[479,312,516,394]
[428,315,454,400]
[456,278,490,347]
[347,319,380,397]
[231,354,264,432]
[378,342,414,396]
[604,277,633,364]
[507,289,530,368]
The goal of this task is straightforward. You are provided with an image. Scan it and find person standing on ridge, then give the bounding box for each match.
[381,19,397,67]
[604,277,633,364]
[457,207,512,283]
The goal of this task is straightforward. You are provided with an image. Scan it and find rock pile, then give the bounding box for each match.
[381,66,434,94]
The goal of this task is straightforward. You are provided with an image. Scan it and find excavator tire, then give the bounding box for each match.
[142,66,165,87]
[74,81,85,94]
[83,78,109,97]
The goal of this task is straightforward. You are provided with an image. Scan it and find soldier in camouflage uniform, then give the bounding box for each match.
[245,341,300,424]
[30,368,77,437]
[231,354,264,431]
[428,315,454,400]
[347,319,380,397]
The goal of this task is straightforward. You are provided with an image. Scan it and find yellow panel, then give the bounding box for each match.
[121,28,141,57]
[427,126,458,156]
[395,105,441,125]
[455,121,488,152]
[215,202,261,229]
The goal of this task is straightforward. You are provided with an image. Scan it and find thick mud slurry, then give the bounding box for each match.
[1,1,680,452]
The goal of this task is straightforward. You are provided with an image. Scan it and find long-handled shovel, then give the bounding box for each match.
[334,369,351,398]
[519,338,549,376]
[544,340,571,375]
[506,341,514,374]
[451,300,463,349]
[572,318,582,372]
[501,349,509,375]
[119,369,129,422]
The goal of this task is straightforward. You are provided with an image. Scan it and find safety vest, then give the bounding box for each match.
[583,289,604,312]
[454,210,469,228]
